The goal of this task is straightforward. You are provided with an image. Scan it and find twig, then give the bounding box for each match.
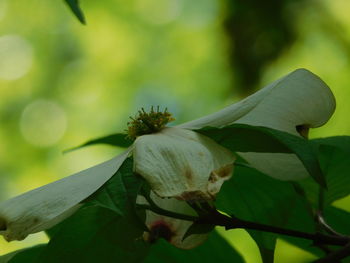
[139,200,350,247]
[314,242,350,263]
[316,211,348,238]
[197,210,350,247]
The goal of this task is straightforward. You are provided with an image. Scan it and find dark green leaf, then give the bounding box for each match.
[259,247,274,263]
[45,224,60,239]
[144,230,245,263]
[89,158,142,215]
[38,205,149,263]
[0,245,46,263]
[38,159,149,262]
[311,136,350,154]
[281,206,350,259]
[323,206,350,236]
[216,165,300,262]
[64,0,86,24]
[7,245,46,263]
[298,145,350,207]
[65,133,133,153]
[280,198,321,257]
[318,145,350,204]
[88,157,147,230]
[197,124,325,187]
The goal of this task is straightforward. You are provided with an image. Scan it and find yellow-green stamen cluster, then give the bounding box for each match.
[127,106,175,140]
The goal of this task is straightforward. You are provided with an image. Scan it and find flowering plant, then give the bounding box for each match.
[1,69,350,262]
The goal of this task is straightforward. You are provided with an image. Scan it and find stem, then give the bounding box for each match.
[140,202,350,247]
[316,211,348,238]
[199,211,350,247]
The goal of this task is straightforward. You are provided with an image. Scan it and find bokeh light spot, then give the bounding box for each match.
[20,100,67,147]
[134,0,182,25]
[0,35,33,80]
[181,0,218,28]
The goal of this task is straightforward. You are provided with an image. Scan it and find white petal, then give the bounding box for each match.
[179,68,335,132]
[239,152,309,180]
[179,69,335,180]
[0,149,131,241]
[138,193,208,249]
[133,127,235,200]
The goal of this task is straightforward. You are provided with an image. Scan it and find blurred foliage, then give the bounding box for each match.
[64,0,86,24]
[0,0,350,262]
[223,0,301,95]
[223,0,350,96]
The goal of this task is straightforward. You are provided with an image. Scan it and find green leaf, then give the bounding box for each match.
[259,247,274,263]
[88,157,147,230]
[144,230,245,263]
[0,245,46,263]
[279,197,321,257]
[7,245,46,263]
[216,165,300,262]
[38,205,149,263]
[281,206,350,259]
[45,158,146,238]
[318,145,350,204]
[89,158,142,215]
[280,182,350,258]
[311,136,350,154]
[323,206,350,236]
[65,133,133,153]
[64,0,86,24]
[298,145,350,207]
[42,158,144,254]
[37,159,149,262]
[197,123,325,187]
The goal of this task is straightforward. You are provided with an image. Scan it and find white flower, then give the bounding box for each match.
[178,68,335,181]
[0,68,335,244]
[133,127,234,201]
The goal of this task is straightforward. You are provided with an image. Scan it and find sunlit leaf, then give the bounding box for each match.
[198,123,325,187]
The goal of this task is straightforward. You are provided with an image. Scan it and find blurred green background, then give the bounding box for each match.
[0,0,349,262]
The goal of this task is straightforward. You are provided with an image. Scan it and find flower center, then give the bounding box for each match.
[127,106,175,139]
[147,221,174,243]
